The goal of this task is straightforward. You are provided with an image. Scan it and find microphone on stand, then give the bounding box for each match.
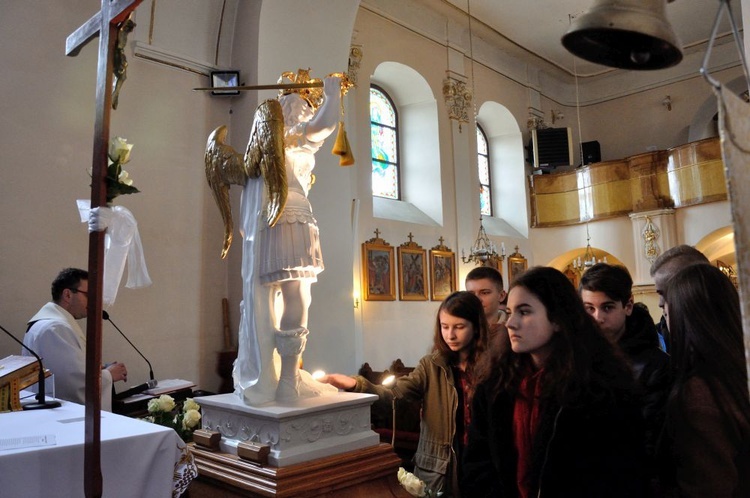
[102,311,155,381]
[102,311,157,400]
[0,324,61,410]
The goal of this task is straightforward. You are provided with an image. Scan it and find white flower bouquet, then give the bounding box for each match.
[143,395,201,442]
[105,136,140,203]
[397,467,442,497]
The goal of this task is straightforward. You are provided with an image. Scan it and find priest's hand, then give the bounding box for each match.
[105,361,128,382]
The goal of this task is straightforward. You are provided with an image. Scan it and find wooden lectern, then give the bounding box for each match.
[0,355,51,412]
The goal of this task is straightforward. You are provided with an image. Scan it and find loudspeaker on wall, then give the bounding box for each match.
[582,140,601,165]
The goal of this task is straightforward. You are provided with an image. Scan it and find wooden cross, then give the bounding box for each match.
[438,236,445,246]
[374,228,381,239]
[66,1,143,496]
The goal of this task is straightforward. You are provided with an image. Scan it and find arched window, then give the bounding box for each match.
[477,124,492,216]
[370,85,400,199]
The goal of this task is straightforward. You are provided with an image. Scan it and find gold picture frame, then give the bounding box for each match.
[398,235,428,301]
[429,239,456,301]
[362,231,396,301]
[508,245,528,284]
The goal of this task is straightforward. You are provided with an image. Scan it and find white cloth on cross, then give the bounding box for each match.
[77,200,152,307]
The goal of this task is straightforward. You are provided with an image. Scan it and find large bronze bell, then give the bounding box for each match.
[562,0,682,70]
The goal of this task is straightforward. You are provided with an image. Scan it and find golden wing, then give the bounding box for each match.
[205,125,246,259]
[245,99,287,228]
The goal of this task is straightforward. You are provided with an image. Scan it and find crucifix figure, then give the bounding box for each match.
[66,1,143,496]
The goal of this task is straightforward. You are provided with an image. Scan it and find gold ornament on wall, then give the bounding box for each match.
[642,216,661,264]
[348,45,363,87]
[443,76,472,129]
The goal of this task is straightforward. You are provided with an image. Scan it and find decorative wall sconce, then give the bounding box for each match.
[551,109,565,124]
[662,95,672,111]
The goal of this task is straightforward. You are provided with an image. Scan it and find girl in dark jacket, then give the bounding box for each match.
[657,264,750,497]
[462,266,648,497]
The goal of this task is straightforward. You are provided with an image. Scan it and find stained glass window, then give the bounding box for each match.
[370,86,400,199]
[477,124,492,216]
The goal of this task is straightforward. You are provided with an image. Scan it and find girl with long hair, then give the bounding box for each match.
[462,266,647,497]
[658,264,750,497]
[322,291,490,496]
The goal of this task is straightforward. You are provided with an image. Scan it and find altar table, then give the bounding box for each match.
[0,397,195,497]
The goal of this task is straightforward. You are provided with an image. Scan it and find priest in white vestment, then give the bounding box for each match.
[23,268,128,411]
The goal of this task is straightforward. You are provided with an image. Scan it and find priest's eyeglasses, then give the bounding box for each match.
[69,288,89,296]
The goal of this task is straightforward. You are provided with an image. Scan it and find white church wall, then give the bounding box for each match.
[351,8,463,372]
[0,1,230,392]
[675,201,733,247]
[579,66,743,162]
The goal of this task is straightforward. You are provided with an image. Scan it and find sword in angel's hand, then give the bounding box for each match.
[204,99,287,259]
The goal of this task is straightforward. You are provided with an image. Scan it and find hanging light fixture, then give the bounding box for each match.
[462,217,505,266]
[459,0,502,268]
[458,1,506,268]
[571,223,607,276]
[562,0,683,70]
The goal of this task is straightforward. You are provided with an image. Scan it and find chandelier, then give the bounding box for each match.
[462,217,505,266]
[571,223,606,275]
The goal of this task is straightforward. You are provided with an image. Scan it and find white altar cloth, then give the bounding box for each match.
[0,397,193,497]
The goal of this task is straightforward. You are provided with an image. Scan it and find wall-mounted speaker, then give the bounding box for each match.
[582,140,601,165]
[527,127,573,172]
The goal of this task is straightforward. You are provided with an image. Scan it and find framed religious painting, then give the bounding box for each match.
[429,239,456,301]
[362,231,396,301]
[398,235,428,301]
[508,245,528,284]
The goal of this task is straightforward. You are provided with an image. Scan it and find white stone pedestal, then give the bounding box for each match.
[198,392,380,467]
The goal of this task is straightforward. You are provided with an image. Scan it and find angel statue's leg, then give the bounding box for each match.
[279,279,310,330]
[275,280,338,401]
[274,280,310,400]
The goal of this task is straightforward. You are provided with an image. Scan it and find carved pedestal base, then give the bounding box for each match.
[188,443,410,497]
[198,392,380,467]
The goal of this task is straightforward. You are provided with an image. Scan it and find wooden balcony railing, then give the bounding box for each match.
[529,137,725,227]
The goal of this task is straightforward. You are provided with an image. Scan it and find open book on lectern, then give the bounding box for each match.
[143,379,195,396]
[114,378,195,401]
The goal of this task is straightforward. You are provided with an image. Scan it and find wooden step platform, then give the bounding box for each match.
[188,442,411,497]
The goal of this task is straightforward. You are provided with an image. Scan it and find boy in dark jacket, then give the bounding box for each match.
[579,263,672,463]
